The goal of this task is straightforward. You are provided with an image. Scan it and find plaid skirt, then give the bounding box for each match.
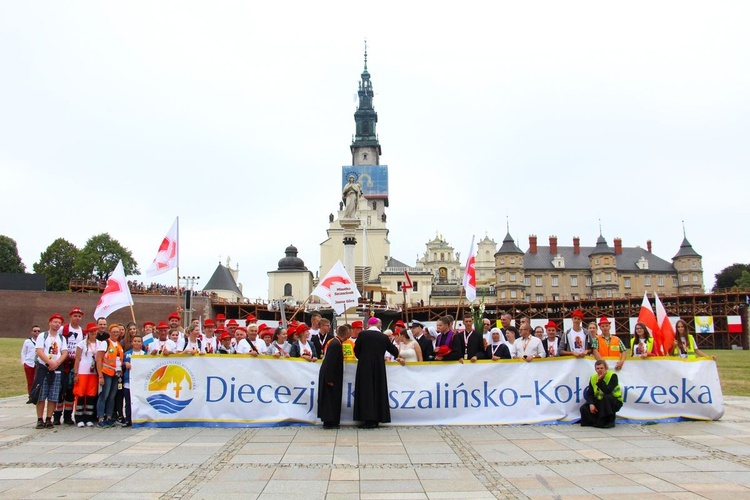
[39,370,62,402]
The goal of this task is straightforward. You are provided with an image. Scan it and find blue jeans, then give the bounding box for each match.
[97,375,118,419]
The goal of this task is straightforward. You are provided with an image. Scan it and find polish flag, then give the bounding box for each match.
[94,260,134,319]
[146,218,179,277]
[637,291,661,354]
[654,292,675,356]
[402,269,413,290]
[462,235,477,302]
[312,260,360,305]
[728,315,742,333]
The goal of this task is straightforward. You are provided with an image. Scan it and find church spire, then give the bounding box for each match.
[351,41,381,165]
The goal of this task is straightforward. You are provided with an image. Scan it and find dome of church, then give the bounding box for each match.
[278,245,306,270]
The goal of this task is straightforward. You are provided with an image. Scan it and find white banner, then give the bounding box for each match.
[131,356,724,428]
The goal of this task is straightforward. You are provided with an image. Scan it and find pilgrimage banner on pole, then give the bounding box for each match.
[131,356,723,428]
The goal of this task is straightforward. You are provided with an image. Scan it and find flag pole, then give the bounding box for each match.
[175,216,181,322]
[403,287,408,325]
[289,294,312,323]
[455,286,465,332]
[129,304,137,324]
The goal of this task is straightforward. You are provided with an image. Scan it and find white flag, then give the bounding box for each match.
[462,235,477,302]
[312,260,360,312]
[94,260,134,319]
[146,218,178,277]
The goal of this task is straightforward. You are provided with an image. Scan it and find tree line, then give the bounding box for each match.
[0,234,139,291]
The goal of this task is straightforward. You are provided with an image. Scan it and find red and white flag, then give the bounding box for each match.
[402,269,413,290]
[146,218,179,277]
[654,292,675,356]
[94,260,134,319]
[728,315,743,333]
[312,260,360,305]
[462,235,477,302]
[637,291,660,353]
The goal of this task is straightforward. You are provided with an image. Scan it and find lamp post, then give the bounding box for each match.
[179,275,200,327]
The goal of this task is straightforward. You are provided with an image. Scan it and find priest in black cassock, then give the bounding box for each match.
[353,317,401,428]
[317,324,350,429]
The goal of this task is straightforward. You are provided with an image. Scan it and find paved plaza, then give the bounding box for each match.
[1,396,749,499]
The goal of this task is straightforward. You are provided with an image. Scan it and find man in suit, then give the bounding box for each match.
[411,320,433,361]
[460,313,486,362]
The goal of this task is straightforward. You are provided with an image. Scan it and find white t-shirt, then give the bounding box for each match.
[165,339,179,353]
[148,339,167,355]
[567,329,587,355]
[64,324,83,360]
[76,341,98,374]
[182,338,201,354]
[546,337,559,357]
[35,332,68,367]
[235,339,252,354]
[514,335,546,359]
[203,336,217,354]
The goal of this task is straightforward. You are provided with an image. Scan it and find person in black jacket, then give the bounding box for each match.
[411,321,434,361]
[485,328,511,360]
[459,314,486,362]
[434,315,461,361]
[318,324,349,429]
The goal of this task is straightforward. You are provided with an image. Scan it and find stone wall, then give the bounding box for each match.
[0,290,211,338]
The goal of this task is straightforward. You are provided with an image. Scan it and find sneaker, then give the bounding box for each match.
[116,418,126,427]
[96,419,109,428]
[77,421,85,428]
[85,421,94,427]
[122,422,131,428]
[35,419,45,429]
[64,419,74,426]
[45,420,54,429]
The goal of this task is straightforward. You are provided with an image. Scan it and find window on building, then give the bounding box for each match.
[552,294,560,301]
[500,291,506,299]
[413,282,419,291]
[510,258,516,264]
[500,273,506,282]
[596,274,601,282]
[571,276,578,287]
[572,294,579,300]
[659,276,665,286]
[595,258,600,265]
[526,294,531,302]
[645,276,651,286]
[692,275,698,282]
[606,289,613,297]
[624,278,631,288]
[500,258,505,265]
[596,290,602,298]
[536,294,544,302]
[524,277,530,286]
[586,277,592,287]
[673,278,678,287]
[683,275,688,282]
[552,276,559,287]
[605,273,611,282]
[692,261,697,268]
[536,276,542,286]
[284,283,292,296]
[510,290,517,298]
[510,273,516,282]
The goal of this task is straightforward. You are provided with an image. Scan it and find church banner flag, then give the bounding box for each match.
[462,235,476,302]
[312,260,360,309]
[94,260,134,319]
[146,218,179,277]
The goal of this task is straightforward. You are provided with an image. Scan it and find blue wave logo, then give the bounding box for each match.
[146,394,194,415]
[146,364,194,415]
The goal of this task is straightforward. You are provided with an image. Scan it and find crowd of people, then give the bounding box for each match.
[22,307,713,430]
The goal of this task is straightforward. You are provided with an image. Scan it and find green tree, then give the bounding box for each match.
[0,235,26,273]
[735,270,750,290]
[713,263,750,291]
[74,233,139,281]
[33,238,79,291]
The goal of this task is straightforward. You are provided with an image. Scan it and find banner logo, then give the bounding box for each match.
[145,363,195,414]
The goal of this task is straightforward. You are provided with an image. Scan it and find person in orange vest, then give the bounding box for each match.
[580,359,623,428]
[95,324,124,428]
[591,317,626,371]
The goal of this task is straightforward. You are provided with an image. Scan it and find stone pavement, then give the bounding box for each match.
[1,396,750,499]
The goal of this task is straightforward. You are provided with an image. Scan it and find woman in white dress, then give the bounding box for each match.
[396,329,423,362]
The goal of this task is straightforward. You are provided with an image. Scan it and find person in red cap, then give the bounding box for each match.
[202,319,217,354]
[591,317,626,370]
[259,328,274,354]
[290,324,317,361]
[245,314,257,324]
[54,306,85,423]
[33,314,69,429]
[148,322,170,355]
[350,320,363,342]
[226,319,239,340]
[217,331,234,354]
[541,320,560,357]
[167,312,184,334]
[560,309,591,358]
[73,323,99,427]
[215,313,226,331]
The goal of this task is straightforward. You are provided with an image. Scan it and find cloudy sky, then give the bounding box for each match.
[1,1,747,299]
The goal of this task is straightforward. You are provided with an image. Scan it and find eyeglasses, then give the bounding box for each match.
[32,329,41,332]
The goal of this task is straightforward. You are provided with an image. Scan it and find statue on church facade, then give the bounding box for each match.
[342,174,363,219]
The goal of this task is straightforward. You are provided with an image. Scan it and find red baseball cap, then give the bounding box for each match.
[49,313,64,323]
[69,307,84,316]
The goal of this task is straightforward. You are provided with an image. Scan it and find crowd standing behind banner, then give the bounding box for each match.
[23,307,717,429]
